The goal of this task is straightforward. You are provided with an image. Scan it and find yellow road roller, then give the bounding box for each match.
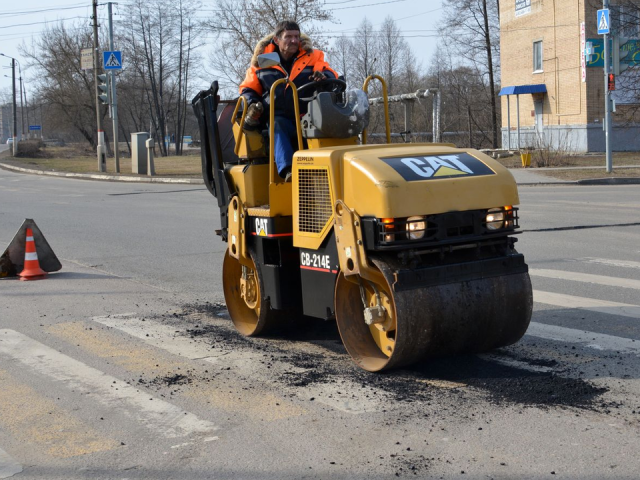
[192,58,532,372]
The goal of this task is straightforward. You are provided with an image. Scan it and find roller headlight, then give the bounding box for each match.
[406,216,426,240]
[485,208,505,230]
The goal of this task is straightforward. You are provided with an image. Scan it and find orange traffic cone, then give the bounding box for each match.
[19,227,48,281]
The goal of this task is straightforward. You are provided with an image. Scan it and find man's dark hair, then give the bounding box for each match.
[274,20,300,38]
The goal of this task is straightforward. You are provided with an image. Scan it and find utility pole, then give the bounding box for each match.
[11,58,17,156]
[603,0,613,173]
[92,0,107,172]
[24,86,30,137]
[19,74,25,139]
[107,2,120,172]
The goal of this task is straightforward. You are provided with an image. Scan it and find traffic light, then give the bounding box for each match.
[612,35,630,75]
[608,73,615,91]
[97,74,110,105]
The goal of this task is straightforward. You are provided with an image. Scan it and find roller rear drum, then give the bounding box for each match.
[335,258,533,372]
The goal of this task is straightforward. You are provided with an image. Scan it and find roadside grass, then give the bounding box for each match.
[0,144,202,177]
[493,151,640,169]
[2,143,640,181]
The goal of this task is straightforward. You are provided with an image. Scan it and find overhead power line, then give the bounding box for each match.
[331,0,409,10]
[0,16,88,29]
[0,3,89,17]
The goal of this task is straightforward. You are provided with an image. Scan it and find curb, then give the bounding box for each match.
[0,163,204,185]
[516,181,577,186]
[576,177,640,185]
[517,177,640,185]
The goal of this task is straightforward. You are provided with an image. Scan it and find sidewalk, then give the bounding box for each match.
[1,161,640,186]
[510,165,640,185]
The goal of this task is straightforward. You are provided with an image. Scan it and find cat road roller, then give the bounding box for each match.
[192,56,533,372]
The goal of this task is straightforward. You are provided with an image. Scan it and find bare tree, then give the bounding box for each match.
[170,0,204,154]
[609,1,640,119]
[205,0,334,95]
[427,46,496,149]
[20,22,108,147]
[328,34,353,83]
[351,18,378,88]
[442,0,500,148]
[120,0,202,156]
[377,16,408,96]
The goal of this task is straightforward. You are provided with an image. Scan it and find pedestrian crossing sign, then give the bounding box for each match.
[597,9,610,35]
[103,50,122,70]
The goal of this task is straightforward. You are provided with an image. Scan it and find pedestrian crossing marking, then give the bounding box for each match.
[51,319,307,421]
[92,315,387,414]
[533,290,640,320]
[0,330,218,440]
[0,368,119,458]
[578,257,640,270]
[530,268,640,290]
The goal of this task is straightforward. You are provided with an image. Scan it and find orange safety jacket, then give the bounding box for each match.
[239,40,339,122]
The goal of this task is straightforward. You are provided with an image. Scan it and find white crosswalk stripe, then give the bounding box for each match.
[0,330,219,441]
[530,268,640,290]
[532,290,640,320]
[577,257,640,270]
[526,322,640,356]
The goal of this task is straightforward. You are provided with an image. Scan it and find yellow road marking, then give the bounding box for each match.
[185,386,306,421]
[47,321,182,373]
[0,368,119,458]
[49,321,305,421]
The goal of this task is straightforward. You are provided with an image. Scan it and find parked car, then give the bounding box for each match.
[6,138,13,145]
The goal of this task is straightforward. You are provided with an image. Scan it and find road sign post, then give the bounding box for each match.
[104,6,121,174]
[599,3,612,173]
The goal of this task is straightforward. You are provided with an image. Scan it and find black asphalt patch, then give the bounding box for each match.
[162,303,612,413]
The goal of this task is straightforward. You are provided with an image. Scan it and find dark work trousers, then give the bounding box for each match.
[273,115,300,177]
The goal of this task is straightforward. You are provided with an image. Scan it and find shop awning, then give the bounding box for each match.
[498,84,547,96]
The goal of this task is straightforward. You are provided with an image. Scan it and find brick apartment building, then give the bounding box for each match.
[499,0,640,152]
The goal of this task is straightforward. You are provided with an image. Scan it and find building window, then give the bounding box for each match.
[533,41,543,72]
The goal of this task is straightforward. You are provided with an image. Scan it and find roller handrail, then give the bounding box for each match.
[232,96,248,156]
[268,78,304,184]
[362,75,391,145]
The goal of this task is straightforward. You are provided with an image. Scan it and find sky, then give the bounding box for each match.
[0,0,444,98]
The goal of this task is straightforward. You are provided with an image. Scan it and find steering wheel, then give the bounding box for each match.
[297,77,347,102]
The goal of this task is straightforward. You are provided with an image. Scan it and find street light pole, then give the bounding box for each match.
[0,53,18,155]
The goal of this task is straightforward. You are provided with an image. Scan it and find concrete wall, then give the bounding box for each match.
[501,123,640,152]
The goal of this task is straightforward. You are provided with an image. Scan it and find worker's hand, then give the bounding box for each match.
[244,102,263,127]
[309,71,326,82]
